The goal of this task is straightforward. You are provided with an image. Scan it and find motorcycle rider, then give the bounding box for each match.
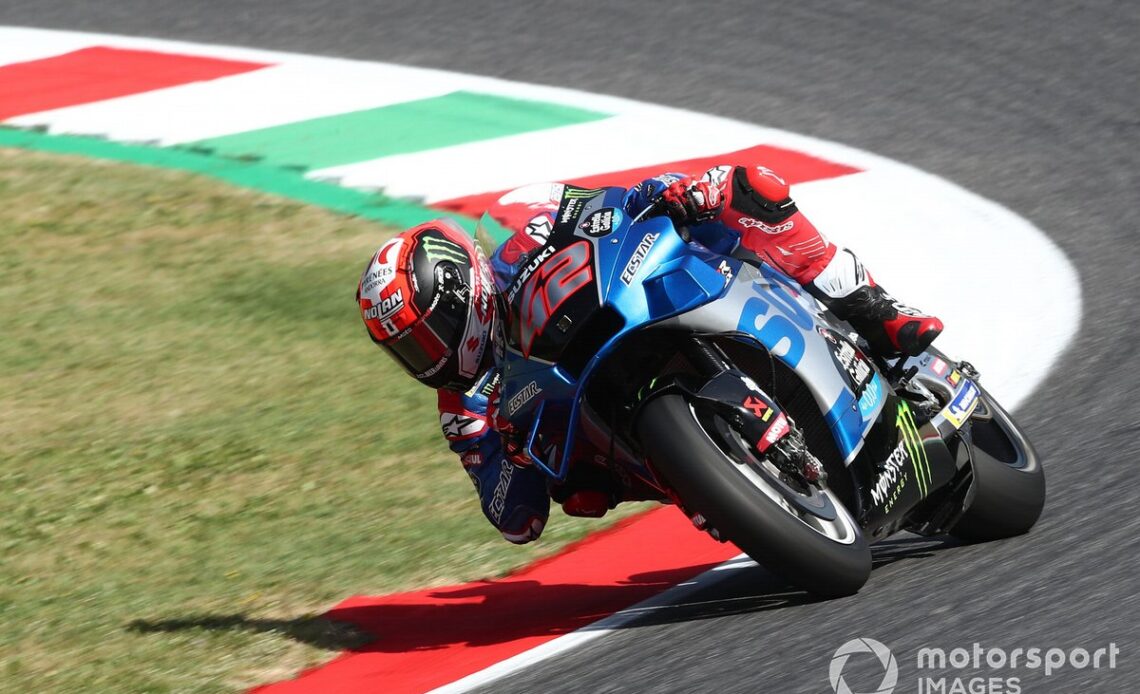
[356,164,943,544]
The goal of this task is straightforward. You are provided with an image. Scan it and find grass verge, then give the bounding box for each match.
[0,148,644,693]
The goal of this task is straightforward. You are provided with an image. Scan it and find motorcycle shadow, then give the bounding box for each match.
[127,559,762,653]
[870,533,963,570]
[126,536,957,653]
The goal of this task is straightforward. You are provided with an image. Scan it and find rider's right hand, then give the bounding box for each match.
[660,177,724,225]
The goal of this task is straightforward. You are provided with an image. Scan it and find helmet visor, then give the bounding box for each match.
[381,321,450,380]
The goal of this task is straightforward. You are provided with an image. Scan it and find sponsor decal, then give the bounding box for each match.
[695,180,721,209]
[702,165,732,188]
[738,216,794,234]
[931,357,948,376]
[890,298,924,317]
[717,259,734,281]
[742,395,775,422]
[505,245,556,303]
[420,236,467,264]
[361,238,403,295]
[759,412,790,452]
[361,243,402,295]
[858,373,883,419]
[897,401,931,498]
[561,185,603,200]
[620,232,660,285]
[362,288,405,321]
[461,450,483,469]
[458,324,488,378]
[440,411,486,440]
[525,214,553,244]
[941,381,980,428]
[506,380,542,416]
[489,459,514,522]
[418,352,451,379]
[558,197,585,224]
[871,438,910,510]
[471,261,493,325]
[819,327,873,394]
[947,369,962,387]
[475,370,501,398]
[580,207,622,237]
[754,165,787,186]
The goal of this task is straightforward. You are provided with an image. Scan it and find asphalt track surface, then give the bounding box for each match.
[3,2,1138,692]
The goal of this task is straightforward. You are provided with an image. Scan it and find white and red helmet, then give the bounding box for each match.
[357,218,495,390]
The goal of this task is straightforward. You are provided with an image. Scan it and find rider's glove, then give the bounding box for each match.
[660,177,724,226]
[488,383,533,467]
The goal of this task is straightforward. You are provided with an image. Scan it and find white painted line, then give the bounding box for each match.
[0,28,95,66]
[427,554,752,694]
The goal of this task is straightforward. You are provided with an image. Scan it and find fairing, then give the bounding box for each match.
[496,185,885,479]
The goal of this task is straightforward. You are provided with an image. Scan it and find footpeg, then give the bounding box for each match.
[899,376,940,416]
[956,360,981,381]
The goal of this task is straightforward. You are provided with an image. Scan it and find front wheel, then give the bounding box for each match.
[638,394,871,598]
[950,387,1046,542]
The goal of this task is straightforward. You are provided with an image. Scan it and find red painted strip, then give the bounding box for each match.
[252,507,739,693]
[0,47,270,120]
[433,143,862,218]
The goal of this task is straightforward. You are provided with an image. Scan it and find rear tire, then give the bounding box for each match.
[950,388,1046,542]
[638,394,871,598]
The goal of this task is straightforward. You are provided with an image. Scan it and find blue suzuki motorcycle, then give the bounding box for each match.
[487,185,1045,598]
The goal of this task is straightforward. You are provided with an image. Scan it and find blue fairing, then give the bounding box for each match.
[498,186,881,480]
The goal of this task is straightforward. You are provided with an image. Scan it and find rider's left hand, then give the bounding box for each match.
[488,383,533,467]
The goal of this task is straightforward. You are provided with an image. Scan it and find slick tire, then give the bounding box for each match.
[950,388,1046,543]
[638,394,871,599]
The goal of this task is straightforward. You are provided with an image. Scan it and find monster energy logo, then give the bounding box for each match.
[896,401,931,496]
[561,186,603,199]
[421,236,467,264]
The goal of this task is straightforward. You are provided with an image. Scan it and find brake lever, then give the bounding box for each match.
[632,198,690,241]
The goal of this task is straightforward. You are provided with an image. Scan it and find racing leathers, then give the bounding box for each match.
[437,370,550,544]
[441,164,943,543]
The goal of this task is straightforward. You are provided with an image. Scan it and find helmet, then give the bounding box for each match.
[356,218,495,391]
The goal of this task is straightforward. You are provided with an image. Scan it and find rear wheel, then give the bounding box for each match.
[638,394,871,598]
[950,387,1046,542]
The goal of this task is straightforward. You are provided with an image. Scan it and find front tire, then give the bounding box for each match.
[638,394,871,598]
[950,388,1046,542]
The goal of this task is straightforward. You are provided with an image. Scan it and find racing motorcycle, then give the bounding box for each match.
[489,184,1046,598]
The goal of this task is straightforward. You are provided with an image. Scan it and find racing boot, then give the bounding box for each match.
[808,249,943,357]
[553,462,619,518]
[561,490,612,518]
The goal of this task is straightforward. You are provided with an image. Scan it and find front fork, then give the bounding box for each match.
[665,337,824,483]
